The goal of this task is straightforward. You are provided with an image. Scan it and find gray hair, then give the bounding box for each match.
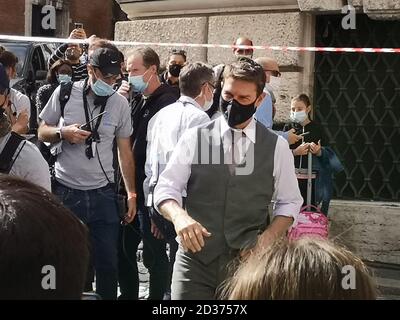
[179,62,214,98]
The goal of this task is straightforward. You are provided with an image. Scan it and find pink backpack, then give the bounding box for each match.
[288,205,329,240]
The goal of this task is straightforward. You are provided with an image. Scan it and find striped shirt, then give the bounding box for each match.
[48,43,88,81]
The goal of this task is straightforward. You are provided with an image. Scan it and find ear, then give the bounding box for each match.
[150,65,157,74]
[255,92,266,108]
[87,64,95,77]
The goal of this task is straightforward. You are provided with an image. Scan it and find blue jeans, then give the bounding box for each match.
[53,181,120,300]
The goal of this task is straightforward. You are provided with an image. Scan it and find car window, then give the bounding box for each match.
[32,46,45,72]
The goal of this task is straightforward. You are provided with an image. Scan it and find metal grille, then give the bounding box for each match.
[314,14,400,201]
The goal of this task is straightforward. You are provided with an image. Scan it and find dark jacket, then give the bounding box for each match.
[132,83,179,206]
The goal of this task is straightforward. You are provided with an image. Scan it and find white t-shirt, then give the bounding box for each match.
[9,88,31,119]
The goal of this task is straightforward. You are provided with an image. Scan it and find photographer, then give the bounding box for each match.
[48,26,89,81]
[38,47,136,300]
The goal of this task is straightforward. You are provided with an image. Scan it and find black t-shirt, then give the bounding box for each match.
[284,121,326,169]
[132,83,179,204]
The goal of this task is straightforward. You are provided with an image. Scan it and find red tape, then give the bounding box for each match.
[1,34,400,54]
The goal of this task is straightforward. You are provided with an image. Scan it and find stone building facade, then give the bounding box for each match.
[116,0,400,265]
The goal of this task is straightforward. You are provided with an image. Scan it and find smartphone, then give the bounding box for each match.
[79,111,107,131]
[74,22,83,29]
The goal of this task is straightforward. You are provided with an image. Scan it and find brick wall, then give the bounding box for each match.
[0,0,25,35]
[69,0,127,39]
[0,0,127,39]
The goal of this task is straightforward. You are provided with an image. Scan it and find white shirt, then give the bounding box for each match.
[154,116,303,221]
[0,132,51,191]
[9,88,31,119]
[144,96,211,204]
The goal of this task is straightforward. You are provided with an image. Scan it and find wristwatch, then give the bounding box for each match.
[56,128,64,140]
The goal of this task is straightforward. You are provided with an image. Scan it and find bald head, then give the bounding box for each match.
[255,57,280,74]
[255,56,281,84]
[233,37,254,58]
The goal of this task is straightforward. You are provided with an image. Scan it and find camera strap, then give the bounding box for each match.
[82,78,107,139]
[82,78,111,184]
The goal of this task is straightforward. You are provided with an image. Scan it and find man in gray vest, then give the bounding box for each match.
[154,58,303,300]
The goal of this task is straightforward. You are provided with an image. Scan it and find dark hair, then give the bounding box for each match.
[170,49,187,62]
[127,47,160,73]
[0,176,89,299]
[179,62,213,98]
[223,57,266,96]
[47,59,73,84]
[220,238,377,300]
[0,50,18,69]
[88,39,119,55]
[292,93,311,107]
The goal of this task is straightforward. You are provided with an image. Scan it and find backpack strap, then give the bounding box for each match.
[59,81,74,118]
[0,132,26,174]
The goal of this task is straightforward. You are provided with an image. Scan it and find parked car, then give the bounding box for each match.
[0,40,56,133]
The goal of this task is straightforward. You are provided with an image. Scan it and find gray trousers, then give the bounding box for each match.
[171,246,239,300]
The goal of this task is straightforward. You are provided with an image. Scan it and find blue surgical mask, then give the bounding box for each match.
[290,111,308,124]
[57,74,72,84]
[92,78,115,97]
[128,69,150,93]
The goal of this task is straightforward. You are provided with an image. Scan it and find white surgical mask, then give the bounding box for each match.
[202,98,213,111]
[290,111,308,124]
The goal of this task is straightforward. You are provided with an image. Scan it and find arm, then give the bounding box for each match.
[159,199,211,253]
[116,137,137,224]
[243,137,303,256]
[37,86,90,144]
[253,216,294,254]
[48,43,68,68]
[38,121,90,144]
[154,128,211,253]
[272,137,303,220]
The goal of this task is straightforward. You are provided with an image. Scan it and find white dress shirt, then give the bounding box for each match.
[144,95,211,204]
[154,116,303,221]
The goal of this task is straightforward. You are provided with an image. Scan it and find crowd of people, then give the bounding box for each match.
[0,29,372,300]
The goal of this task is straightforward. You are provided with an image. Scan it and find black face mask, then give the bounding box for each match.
[220,96,257,128]
[168,64,183,78]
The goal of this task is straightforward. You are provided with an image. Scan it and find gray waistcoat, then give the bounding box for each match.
[185,118,278,264]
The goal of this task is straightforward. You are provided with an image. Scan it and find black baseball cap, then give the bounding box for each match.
[0,63,9,95]
[89,48,121,76]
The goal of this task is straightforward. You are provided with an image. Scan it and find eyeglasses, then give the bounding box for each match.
[263,69,281,77]
[206,82,215,90]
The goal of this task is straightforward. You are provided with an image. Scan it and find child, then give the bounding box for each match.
[220,237,377,300]
[284,94,325,207]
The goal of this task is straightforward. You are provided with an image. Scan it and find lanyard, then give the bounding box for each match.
[82,78,108,140]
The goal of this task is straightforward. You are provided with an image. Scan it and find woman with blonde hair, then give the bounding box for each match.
[220,237,377,300]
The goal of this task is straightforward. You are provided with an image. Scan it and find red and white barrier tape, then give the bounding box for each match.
[1,34,400,54]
